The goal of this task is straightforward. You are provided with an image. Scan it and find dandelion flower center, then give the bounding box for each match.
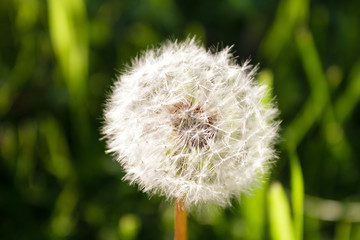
[169,101,217,149]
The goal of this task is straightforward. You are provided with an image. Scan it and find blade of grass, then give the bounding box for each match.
[268,182,295,240]
[261,0,309,62]
[334,61,360,124]
[289,150,304,240]
[284,27,329,148]
[334,222,351,240]
[242,183,268,240]
[47,0,90,143]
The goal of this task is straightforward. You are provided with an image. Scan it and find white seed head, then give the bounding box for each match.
[102,38,279,208]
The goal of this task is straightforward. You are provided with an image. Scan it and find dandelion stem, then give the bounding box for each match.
[174,198,187,240]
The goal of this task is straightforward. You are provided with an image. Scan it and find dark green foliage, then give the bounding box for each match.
[1,0,360,239]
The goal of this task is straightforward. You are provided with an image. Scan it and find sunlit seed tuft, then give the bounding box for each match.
[102,37,279,208]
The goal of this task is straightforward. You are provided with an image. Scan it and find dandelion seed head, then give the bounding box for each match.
[102,37,279,208]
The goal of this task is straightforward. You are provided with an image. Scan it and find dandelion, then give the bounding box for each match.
[102,37,279,239]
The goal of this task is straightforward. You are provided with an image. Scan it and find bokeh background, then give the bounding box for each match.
[1,0,360,239]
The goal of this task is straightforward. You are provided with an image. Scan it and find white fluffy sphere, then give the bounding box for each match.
[103,38,279,208]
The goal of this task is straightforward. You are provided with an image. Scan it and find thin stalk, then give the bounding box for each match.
[174,198,187,240]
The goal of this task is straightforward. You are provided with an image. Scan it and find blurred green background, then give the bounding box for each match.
[1,0,360,239]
